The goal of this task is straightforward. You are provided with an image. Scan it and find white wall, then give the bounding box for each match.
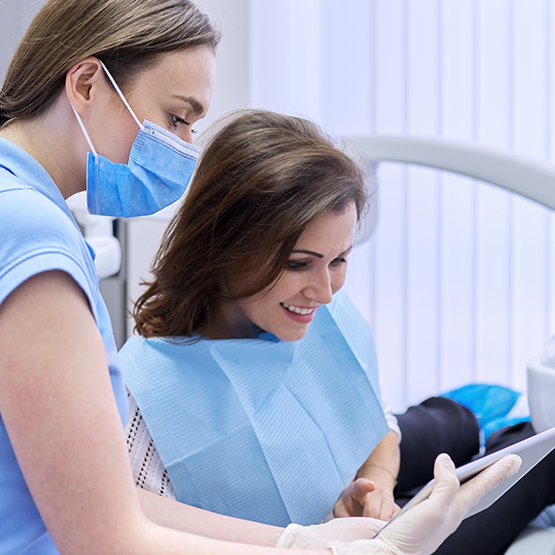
[126,0,555,412]
[247,0,555,411]
[0,0,45,80]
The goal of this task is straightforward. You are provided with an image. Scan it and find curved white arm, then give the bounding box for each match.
[345,134,555,244]
[343,135,555,447]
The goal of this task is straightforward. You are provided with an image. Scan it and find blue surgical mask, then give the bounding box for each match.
[71,61,201,218]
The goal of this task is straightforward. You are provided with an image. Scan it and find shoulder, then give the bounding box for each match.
[0,172,96,307]
[0,172,75,238]
[119,336,147,367]
[120,335,201,358]
[119,336,165,379]
[119,335,208,392]
[1,176,75,246]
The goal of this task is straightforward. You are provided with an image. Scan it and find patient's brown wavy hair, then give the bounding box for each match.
[133,110,369,338]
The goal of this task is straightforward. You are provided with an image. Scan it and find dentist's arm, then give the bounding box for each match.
[136,488,284,546]
[0,271,321,555]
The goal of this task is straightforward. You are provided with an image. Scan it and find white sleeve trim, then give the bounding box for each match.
[381,395,402,443]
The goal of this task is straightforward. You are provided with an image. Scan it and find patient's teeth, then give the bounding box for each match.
[281,303,314,316]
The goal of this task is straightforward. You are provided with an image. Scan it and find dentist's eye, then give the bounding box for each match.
[170,114,189,128]
[171,114,185,126]
[171,114,197,135]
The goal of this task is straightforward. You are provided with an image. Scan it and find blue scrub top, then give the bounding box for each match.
[0,138,128,554]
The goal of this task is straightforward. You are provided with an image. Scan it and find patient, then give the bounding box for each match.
[119,110,553,555]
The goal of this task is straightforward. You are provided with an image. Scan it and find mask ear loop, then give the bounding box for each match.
[99,60,144,132]
[70,103,99,162]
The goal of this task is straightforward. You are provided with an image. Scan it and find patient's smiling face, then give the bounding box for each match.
[218,203,357,342]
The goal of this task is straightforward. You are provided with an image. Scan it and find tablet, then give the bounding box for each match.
[373,424,555,539]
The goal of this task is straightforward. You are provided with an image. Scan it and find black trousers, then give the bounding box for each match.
[394,397,555,555]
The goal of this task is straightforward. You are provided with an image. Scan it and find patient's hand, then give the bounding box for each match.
[335,478,401,521]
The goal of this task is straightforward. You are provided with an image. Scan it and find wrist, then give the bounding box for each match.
[276,524,303,548]
[359,464,398,490]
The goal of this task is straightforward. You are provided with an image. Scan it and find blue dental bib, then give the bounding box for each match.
[120,290,388,526]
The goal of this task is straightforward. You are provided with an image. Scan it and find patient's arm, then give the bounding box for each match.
[334,430,401,521]
[127,394,283,545]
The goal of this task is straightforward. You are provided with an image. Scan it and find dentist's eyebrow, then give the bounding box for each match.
[172,94,206,115]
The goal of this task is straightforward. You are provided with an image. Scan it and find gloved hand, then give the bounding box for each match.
[372,453,521,555]
[276,516,385,551]
[276,453,521,554]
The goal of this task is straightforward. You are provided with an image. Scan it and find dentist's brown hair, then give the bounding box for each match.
[0,0,219,128]
[133,110,369,339]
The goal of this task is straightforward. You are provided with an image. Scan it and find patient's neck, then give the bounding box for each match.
[204,304,258,340]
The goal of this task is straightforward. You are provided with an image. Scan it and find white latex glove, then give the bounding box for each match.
[277,453,521,555]
[276,517,385,550]
[372,453,521,555]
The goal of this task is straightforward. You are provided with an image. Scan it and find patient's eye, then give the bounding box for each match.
[329,257,347,268]
[286,260,308,271]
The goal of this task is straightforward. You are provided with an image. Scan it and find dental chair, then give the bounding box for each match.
[344,134,555,555]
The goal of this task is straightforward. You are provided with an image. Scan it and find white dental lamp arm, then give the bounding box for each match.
[345,134,555,245]
[344,133,555,463]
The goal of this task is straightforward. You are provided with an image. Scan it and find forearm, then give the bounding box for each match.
[356,431,400,492]
[137,488,284,546]
[133,520,326,555]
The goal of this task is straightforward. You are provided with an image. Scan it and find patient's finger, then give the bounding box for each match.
[336,479,376,517]
[350,478,376,506]
[361,489,383,519]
